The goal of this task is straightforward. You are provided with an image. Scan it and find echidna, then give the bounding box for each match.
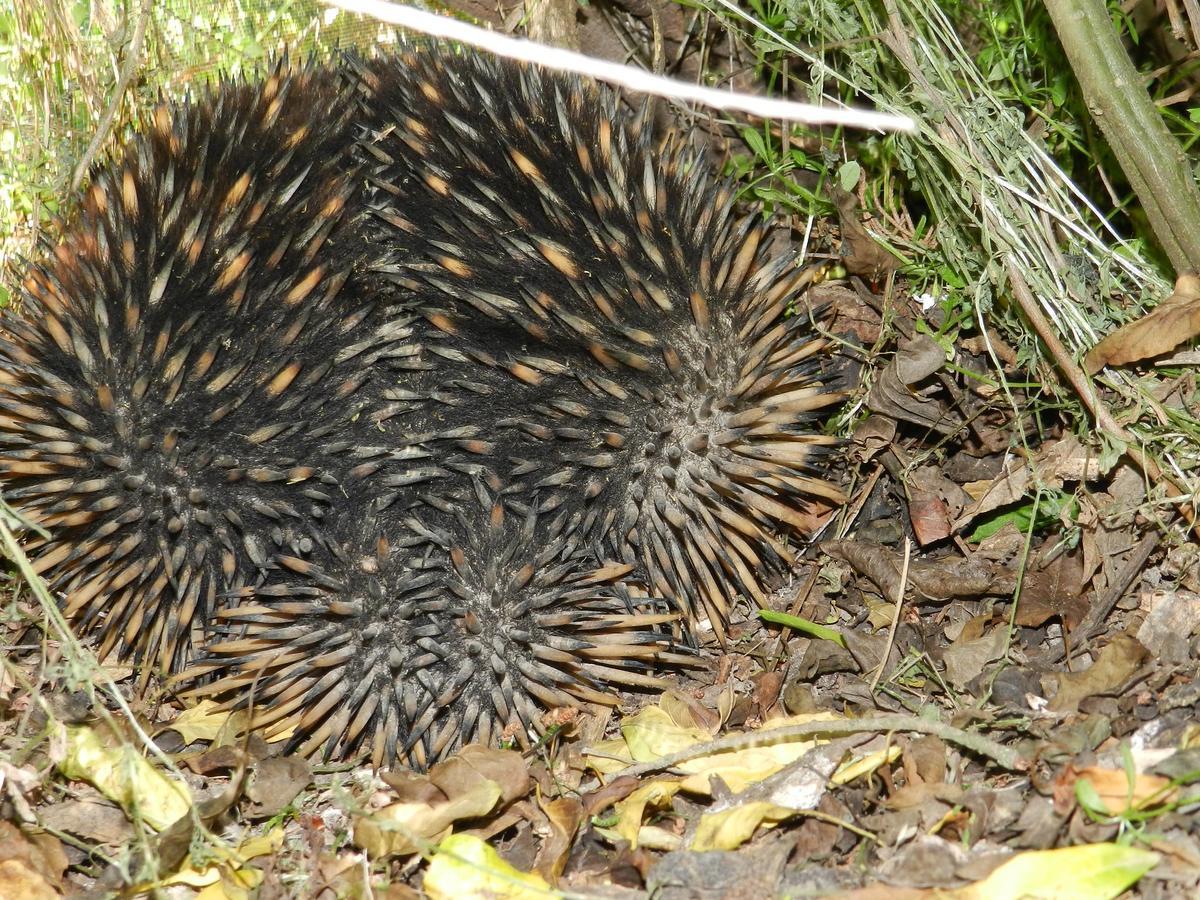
[348,47,846,632]
[191,487,689,767]
[0,62,391,670]
[2,43,847,766]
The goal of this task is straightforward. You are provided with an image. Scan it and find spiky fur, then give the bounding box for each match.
[0,64,398,669]
[1,43,846,766]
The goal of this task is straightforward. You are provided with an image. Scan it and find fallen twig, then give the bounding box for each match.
[589,711,1026,778]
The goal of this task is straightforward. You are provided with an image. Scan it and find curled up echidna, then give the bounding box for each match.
[0,43,849,767]
[0,64,380,671]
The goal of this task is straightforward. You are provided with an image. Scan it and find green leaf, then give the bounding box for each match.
[759,609,847,647]
[741,127,768,161]
[967,492,1075,542]
[837,160,862,192]
[1074,776,1109,819]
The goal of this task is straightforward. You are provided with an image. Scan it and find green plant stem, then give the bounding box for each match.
[1045,0,1200,273]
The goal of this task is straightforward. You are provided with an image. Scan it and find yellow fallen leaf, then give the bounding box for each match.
[675,713,840,795]
[354,778,503,858]
[159,826,285,894]
[194,868,259,900]
[658,691,711,733]
[620,705,712,762]
[832,744,903,785]
[613,780,682,849]
[692,801,794,851]
[162,700,249,745]
[58,725,191,830]
[425,834,554,900]
[956,843,1159,900]
[584,738,633,775]
[594,824,682,852]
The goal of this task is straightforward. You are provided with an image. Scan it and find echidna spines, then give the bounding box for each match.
[4,42,848,766]
[187,491,686,768]
[350,47,844,643]
[0,60,394,670]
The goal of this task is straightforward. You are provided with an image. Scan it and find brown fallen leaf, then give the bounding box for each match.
[955,434,1101,533]
[907,466,971,546]
[0,822,66,895]
[904,736,948,786]
[533,796,583,883]
[39,798,133,846]
[1084,272,1200,373]
[833,187,900,278]
[0,860,58,900]
[1045,634,1149,713]
[942,625,1008,690]
[866,334,959,434]
[852,414,898,461]
[580,775,640,818]
[245,755,312,820]
[1014,549,1089,630]
[430,745,530,807]
[354,745,531,858]
[883,780,965,810]
[822,540,1019,602]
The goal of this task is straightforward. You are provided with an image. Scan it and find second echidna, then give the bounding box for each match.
[0,62,392,670]
[350,47,847,632]
[2,42,848,766]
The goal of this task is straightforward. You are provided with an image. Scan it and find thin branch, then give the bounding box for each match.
[589,712,1027,777]
[69,0,153,190]
[870,537,910,691]
[1045,0,1200,272]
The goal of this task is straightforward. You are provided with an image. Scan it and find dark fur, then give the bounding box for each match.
[1,44,844,766]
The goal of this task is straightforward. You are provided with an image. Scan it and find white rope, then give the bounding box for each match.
[321,0,915,133]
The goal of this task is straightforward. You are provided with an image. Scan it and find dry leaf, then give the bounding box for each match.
[424,834,551,900]
[354,774,503,859]
[57,726,192,831]
[1084,273,1200,373]
[691,801,794,852]
[955,434,1100,532]
[0,822,66,895]
[618,704,713,762]
[161,699,249,746]
[1073,766,1177,814]
[613,781,682,849]
[942,626,1008,690]
[533,796,583,883]
[1046,634,1149,713]
[39,798,133,845]
[0,860,58,900]
[867,334,958,434]
[245,756,312,820]
[430,746,530,807]
[161,827,284,895]
[833,187,900,278]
